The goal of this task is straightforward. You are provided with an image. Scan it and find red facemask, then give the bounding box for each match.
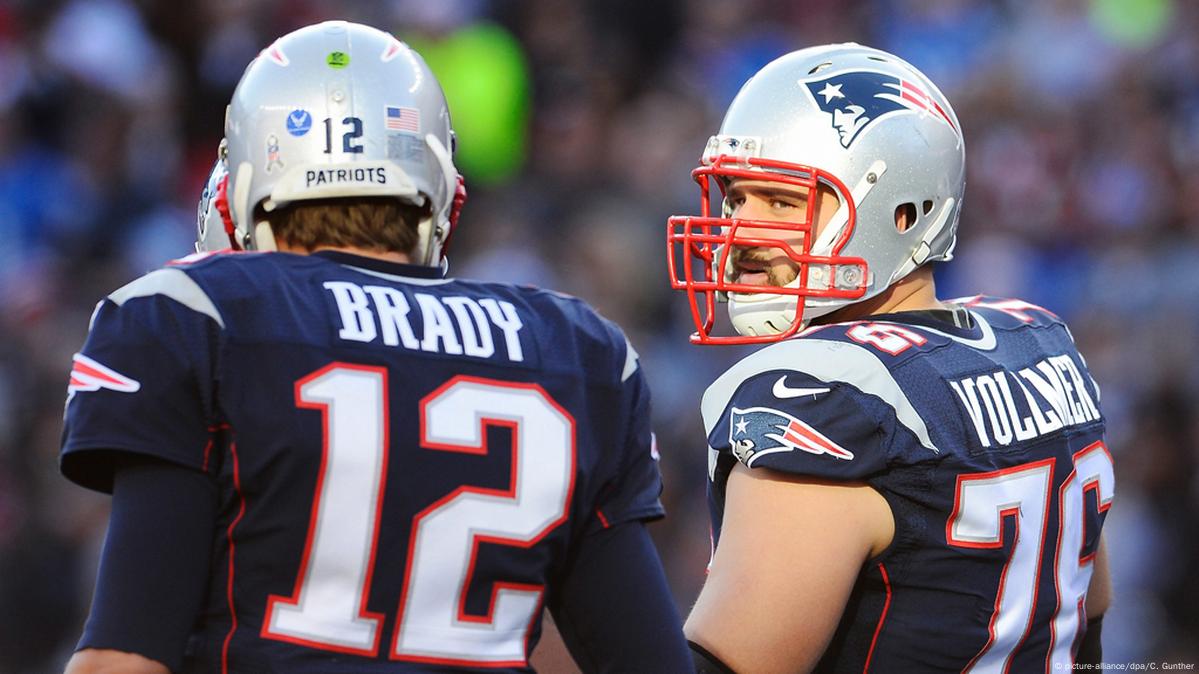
[666,154,868,345]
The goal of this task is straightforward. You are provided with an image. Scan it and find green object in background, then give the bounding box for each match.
[1089,0,1172,48]
[407,23,530,185]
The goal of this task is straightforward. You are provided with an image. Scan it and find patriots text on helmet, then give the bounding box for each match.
[304,167,388,188]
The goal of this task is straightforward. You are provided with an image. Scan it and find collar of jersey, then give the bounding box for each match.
[313,250,447,279]
[868,307,985,342]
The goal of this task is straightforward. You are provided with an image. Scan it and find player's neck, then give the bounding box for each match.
[276,241,412,264]
[816,266,943,325]
[315,246,413,264]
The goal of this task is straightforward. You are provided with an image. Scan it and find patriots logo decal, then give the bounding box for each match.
[802,70,957,148]
[729,405,854,465]
[67,353,141,401]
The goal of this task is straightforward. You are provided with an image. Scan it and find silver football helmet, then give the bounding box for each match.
[667,43,965,344]
[223,20,462,264]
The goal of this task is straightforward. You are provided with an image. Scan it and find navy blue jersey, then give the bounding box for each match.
[61,250,665,673]
[702,297,1114,673]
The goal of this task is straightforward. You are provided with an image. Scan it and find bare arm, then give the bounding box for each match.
[529,612,581,674]
[685,463,894,674]
[64,649,170,674]
[1086,532,1112,618]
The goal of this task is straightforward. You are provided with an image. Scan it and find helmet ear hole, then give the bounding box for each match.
[922,200,934,216]
[895,203,917,233]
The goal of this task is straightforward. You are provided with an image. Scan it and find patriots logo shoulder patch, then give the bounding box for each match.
[729,405,854,465]
[801,69,957,148]
[67,353,141,401]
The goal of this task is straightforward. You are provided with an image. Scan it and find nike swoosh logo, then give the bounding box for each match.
[772,376,830,399]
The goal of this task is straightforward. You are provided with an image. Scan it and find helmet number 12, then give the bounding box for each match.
[324,116,365,154]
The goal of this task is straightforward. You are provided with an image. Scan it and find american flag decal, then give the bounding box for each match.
[68,353,141,401]
[385,106,420,133]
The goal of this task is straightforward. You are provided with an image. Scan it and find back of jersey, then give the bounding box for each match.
[61,250,663,673]
[701,298,1114,673]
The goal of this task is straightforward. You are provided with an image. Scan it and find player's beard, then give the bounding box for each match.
[729,247,800,287]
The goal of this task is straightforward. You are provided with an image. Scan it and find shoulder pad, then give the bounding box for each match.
[109,268,224,328]
[702,337,938,455]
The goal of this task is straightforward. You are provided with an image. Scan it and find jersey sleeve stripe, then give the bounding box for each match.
[700,338,940,454]
[108,268,225,328]
[621,338,640,382]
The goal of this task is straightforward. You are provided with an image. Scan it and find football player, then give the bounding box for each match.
[668,43,1114,672]
[61,21,690,674]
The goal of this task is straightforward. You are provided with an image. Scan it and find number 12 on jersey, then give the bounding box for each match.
[947,442,1114,673]
[263,364,575,666]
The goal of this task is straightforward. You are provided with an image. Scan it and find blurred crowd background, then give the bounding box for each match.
[1,0,1196,670]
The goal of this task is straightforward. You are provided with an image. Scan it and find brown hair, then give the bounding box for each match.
[258,197,428,254]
